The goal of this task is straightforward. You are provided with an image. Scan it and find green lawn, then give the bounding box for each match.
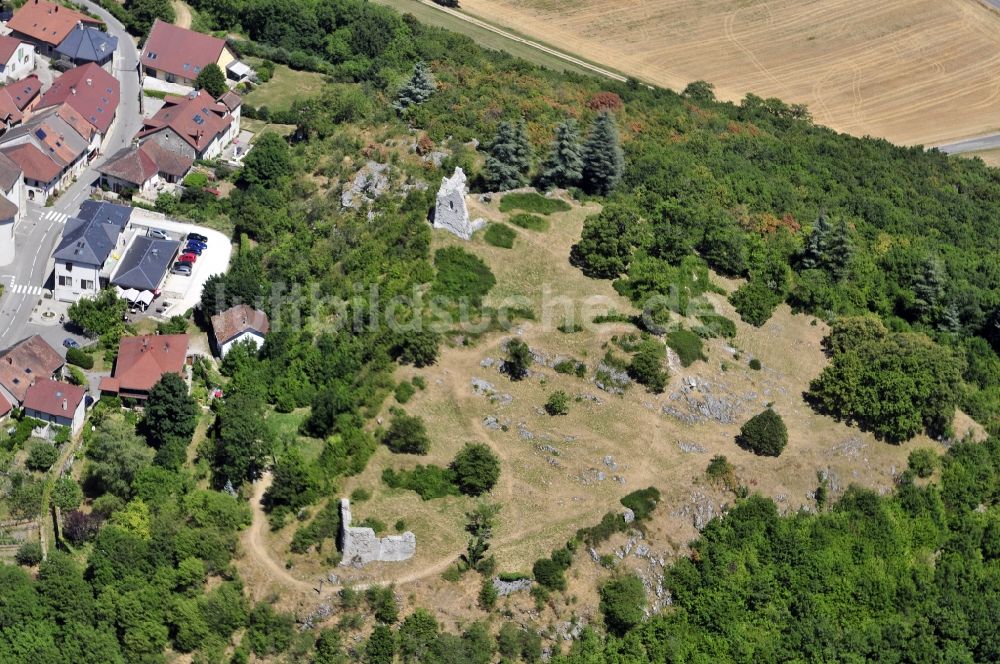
[243,64,327,110]
[371,0,603,78]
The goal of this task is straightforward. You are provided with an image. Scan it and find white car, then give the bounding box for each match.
[148,228,169,240]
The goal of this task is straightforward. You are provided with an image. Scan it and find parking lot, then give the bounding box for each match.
[126,211,232,318]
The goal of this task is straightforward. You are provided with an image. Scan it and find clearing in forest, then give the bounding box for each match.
[457,0,1000,146]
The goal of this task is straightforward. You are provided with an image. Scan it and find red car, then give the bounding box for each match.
[177,253,197,264]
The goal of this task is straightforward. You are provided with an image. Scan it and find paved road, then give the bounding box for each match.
[935,133,1000,155]
[0,1,142,351]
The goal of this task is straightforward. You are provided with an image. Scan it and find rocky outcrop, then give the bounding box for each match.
[338,499,415,567]
[433,167,484,240]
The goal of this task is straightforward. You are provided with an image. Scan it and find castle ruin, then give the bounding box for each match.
[433,167,484,240]
[338,498,416,567]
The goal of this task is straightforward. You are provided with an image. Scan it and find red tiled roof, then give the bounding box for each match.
[0,152,22,192]
[8,0,102,48]
[0,393,10,418]
[38,62,119,133]
[98,144,157,186]
[108,334,188,395]
[211,305,270,346]
[139,140,193,178]
[0,335,63,404]
[0,74,43,124]
[140,19,228,81]
[54,102,97,142]
[23,378,85,418]
[138,89,232,153]
[0,142,60,183]
[0,36,25,63]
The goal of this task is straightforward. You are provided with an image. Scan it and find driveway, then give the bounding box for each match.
[935,133,1000,155]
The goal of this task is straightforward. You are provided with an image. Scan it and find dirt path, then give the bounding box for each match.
[172,0,192,29]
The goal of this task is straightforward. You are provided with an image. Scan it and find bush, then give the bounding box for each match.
[908,448,938,478]
[365,585,399,624]
[620,486,661,521]
[545,390,570,415]
[52,476,83,511]
[484,223,516,248]
[666,329,707,367]
[737,408,788,457]
[554,359,586,377]
[394,381,415,404]
[599,575,647,635]
[450,443,501,496]
[479,577,498,610]
[65,347,93,369]
[706,455,735,485]
[67,365,87,386]
[730,279,782,327]
[383,412,431,454]
[504,339,532,381]
[499,192,571,215]
[749,358,762,370]
[696,313,737,338]
[507,213,549,231]
[15,541,43,566]
[432,247,496,307]
[628,341,668,393]
[382,465,458,500]
[26,442,59,471]
[350,487,371,502]
[532,558,566,591]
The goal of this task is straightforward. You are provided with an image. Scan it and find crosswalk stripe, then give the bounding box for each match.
[7,284,43,295]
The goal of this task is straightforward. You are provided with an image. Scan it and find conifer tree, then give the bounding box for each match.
[484,119,532,191]
[801,210,831,270]
[824,218,854,280]
[393,61,436,113]
[581,111,624,195]
[538,119,583,189]
[914,255,946,323]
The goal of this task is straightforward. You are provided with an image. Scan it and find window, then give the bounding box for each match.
[81,280,95,290]
[58,275,71,287]
[65,262,72,271]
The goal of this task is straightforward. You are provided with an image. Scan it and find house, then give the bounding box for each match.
[0,105,95,200]
[0,35,34,84]
[211,304,270,358]
[6,0,103,56]
[140,20,237,88]
[137,89,241,160]
[0,151,24,266]
[98,140,193,196]
[99,333,188,400]
[22,378,86,434]
[0,335,64,407]
[55,24,117,70]
[37,62,119,139]
[52,203,132,302]
[110,235,181,292]
[0,393,11,423]
[0,75,43,129]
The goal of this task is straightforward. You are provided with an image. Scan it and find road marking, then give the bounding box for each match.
[42,210,69,224]
[10,284,43,295]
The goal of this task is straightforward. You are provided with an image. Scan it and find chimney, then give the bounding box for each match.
[86,78,92,87]
[62,399,67,411]
[70,86,76,96]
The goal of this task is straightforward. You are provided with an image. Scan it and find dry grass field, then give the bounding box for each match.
[457,0,1000,146]
[236,194,961,624]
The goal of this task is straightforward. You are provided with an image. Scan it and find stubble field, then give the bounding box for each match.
[457,0,1000,146]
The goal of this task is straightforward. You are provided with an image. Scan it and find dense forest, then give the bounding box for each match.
[3,0,998,661]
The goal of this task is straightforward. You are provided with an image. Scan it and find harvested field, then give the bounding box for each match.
[458,0,1000,145]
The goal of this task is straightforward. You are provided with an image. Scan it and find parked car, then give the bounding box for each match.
[177,253,197,264]
[171,262,192,275]
[62,338,80,349]
[185,240,207,250]
[183,245,203,256]
[187,232,208,243]
[148,228,169,240]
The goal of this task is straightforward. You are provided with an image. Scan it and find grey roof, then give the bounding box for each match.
[3,107,89,167]
[55,25,117,63]
[53,216,120,266]
[112,236,180,291]
[77,200,132,230]
[0,151,22,192]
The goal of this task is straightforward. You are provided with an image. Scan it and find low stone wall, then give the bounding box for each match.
[338,498,416,567]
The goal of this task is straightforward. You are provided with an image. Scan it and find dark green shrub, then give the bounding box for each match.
[706,455,735,485]
[66,347,93,369]
[532,558,566,591]
[666,329,707,367]
[749,358,762,370]
[15,541,43,566]
[26,442,59,471]
[382,466,459,500]
[383,412,431,454]
[394,381,416,404]
[412,376,427,390]
[696,313,737,338]
[730,280,782,327]
[544,391,569,416]
[737,408,788,457]
[507,213,549,231]
[484,223,516,248]
[432,247,496,307]
[365,585,399,624]
[357,517,387,534]
[908,448,938,478]
[620,487,660,521]
[504,339,532,381]
[499,192,570,215]
[600,575,647,635]
[628,341,668,393]
[450,443,501,496]
[350,487,371,502]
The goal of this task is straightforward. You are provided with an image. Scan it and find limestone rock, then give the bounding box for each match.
[433,167,485,240]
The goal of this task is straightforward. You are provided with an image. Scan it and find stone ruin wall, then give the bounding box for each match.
[338,498,416,567]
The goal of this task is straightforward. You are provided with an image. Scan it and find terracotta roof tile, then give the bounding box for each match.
[0,36,25,63]
[8,0,102,48]
[108,334,188,396]
[0,142,61,184]
[38,62,119,133]
[211,305,270,346]
[0,335,63,404]
[140,20,228,81]
[0,151,23,191]
[138,89,232,153]
[23,378,85,418]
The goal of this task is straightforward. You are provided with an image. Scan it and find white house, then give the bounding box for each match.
[22,378,86,435]
[0,36,35,84]
[211,304,270,357]
[52,201,133,302]
[137,89,241,161]
[0,151,24,266]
